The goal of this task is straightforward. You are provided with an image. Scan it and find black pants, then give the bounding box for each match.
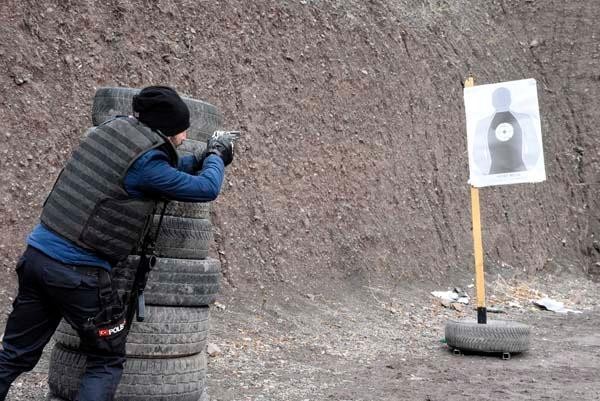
[0,246,127,401]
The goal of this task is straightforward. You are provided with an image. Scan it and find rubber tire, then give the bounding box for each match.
[54,306,210,358]
[92,87,223,141]
[113,256,221,306]
[50,384,209,401]
[178,139,206,155]
[146,215,212,260]
[445,319,530,353]
[48,344,207,401]
[164,201,211,220]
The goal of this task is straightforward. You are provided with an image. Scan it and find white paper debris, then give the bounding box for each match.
[431,290,469,304]
[532,297,582,314]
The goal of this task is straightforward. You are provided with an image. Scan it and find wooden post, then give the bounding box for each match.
[465,77,487,324]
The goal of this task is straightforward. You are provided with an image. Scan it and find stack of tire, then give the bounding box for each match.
[47,88,224,401]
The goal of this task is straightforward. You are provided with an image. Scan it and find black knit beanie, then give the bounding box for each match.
[132,86,190,136]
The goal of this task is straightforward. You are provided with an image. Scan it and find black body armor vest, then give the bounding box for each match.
[40,117,178,263]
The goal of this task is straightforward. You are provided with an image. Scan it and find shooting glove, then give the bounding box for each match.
[206,130,239,167]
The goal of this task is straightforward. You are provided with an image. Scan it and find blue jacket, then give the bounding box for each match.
[27,149,224,271]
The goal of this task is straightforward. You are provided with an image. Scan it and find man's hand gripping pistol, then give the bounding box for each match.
[194,130,241,168]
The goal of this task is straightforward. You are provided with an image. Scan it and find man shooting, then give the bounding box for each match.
[0,86,236,401]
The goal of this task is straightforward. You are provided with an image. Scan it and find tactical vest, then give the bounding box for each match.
[40,117,178,263]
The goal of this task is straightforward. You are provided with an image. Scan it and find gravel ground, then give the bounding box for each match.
[3,271,600,400]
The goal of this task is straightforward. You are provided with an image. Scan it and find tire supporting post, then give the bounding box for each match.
[466,77,487,325]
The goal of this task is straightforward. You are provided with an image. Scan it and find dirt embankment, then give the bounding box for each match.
[1,0,599,302]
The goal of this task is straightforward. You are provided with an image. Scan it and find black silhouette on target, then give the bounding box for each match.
[472,87,540,175]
